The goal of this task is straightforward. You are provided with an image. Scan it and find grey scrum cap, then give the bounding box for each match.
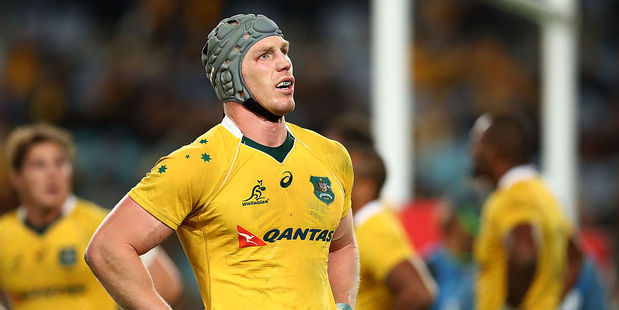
[201,14,283,103]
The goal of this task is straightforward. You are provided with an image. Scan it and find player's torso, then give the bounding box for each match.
[0,204,116,310]
[183,130,346,309]
[355,211,394,310]
[354,207,413,310]
[475,178,568,309]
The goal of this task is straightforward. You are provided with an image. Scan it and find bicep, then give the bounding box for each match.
[386,256,435,291]
[329,212,355,252]
[92,195,174,255]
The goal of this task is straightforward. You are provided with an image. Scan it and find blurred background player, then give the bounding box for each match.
[425,194,479,310]
[0,123,182,310]
[350,145,436,310]
[471,113,575,309]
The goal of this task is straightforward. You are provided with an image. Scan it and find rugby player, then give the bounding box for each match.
[471,113,577,309]
[350,146,436,310]
[0,123,182,310]
[85,14,359,310]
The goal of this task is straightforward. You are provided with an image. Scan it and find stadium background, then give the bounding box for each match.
[0,0,616,308]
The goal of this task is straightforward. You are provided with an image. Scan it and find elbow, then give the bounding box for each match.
[84,241,95,267]
[397,285,436,310]
[84,237,105,272]
[418,287,436,309]
[396,291,434,310]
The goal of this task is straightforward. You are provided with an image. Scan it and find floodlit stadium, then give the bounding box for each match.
[0,0,616,309]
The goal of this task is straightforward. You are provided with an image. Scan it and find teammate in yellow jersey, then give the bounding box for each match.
[85,14,360,310]
[471,114,580,309]
[350,146,436,310]
[0,124,182,310]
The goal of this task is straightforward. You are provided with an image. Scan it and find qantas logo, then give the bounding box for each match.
[237,225,266,248]
[263,227,334,243]
[237,226,335,248]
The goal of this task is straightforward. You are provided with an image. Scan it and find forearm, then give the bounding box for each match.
[562,236,583,297]
[148,250,183,305]
[85,242,170,310]
[328,239,360,307]
[393,292,432,310]
[388,259,437,310]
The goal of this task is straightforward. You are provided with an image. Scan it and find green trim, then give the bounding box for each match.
[241,131,295,163]
[24,215,61,235]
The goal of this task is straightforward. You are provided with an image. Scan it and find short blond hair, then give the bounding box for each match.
[5,123,75,171]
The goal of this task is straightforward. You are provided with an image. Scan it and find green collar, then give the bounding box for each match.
[241,131,295,163]
[24,215,62,235]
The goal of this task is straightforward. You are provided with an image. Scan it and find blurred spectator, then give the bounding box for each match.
[425,195,479,310]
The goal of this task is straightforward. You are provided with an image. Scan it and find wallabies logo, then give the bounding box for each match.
[59,247,77,267]
[242,180,269,206]
[310,176,335,205]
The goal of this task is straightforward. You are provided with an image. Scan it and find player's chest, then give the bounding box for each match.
[0,222,91,290]
[206,147,345,230]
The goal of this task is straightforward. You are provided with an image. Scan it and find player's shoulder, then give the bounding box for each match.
[364,208,402,233]
[287,122,349,157]
[73,198,109,220]
[486,182,541,220]
[288,123,353,185]
[161,124,238,169]
[0,209,19,232]
[68,198,110,234]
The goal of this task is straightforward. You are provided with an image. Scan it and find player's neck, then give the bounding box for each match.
[351,195,376,216]
[491,161,514,188]
[23,202,63,228]
[225,103,288,147]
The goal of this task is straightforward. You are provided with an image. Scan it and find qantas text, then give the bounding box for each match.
[262,228,335,243]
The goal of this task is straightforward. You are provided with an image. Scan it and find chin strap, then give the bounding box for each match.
[242,98,282,122]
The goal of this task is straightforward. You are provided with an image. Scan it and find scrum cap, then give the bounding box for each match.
[202,14,284,120]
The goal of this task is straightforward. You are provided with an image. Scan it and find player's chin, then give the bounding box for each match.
[272,99,295,116]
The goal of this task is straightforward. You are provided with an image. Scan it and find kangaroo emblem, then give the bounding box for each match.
[243,180,267,202]
[237,232,258,245]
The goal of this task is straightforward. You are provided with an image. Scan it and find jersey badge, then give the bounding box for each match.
[59,246,77,267]
[237,225,267,248]
[242,180,269,206]
[310,176,335,205]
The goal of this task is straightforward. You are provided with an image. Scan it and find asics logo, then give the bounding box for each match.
[280,171,293,188]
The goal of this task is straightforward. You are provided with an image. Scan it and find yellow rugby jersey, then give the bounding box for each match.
[475,166,572,310]
[354,201,414,310]
[0,196,117,310]
[129,116,353,310]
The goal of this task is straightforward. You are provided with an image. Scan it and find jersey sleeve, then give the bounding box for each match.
[357,212,414,282]
[493,200,541,239]
[128,145,218,230]
[333,141,354,220]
